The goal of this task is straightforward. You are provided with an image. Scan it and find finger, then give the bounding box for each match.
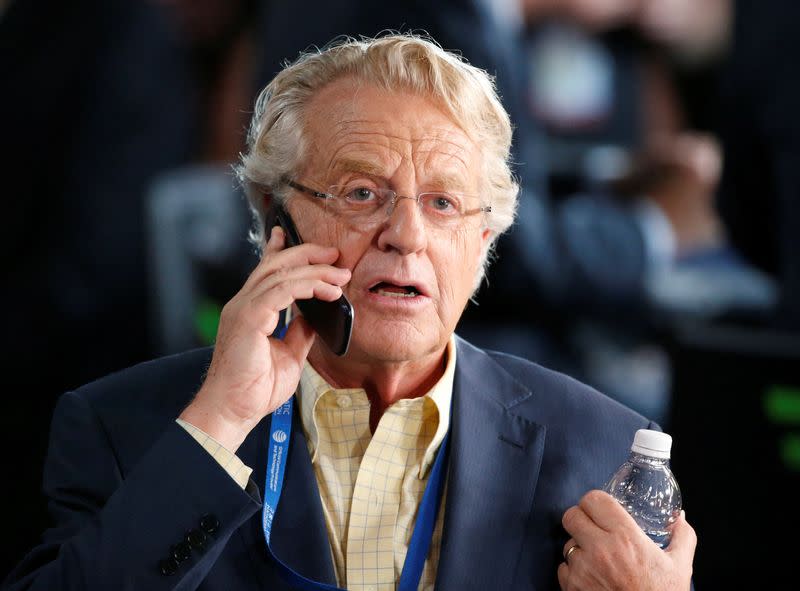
[282,315,316,365]
[562,538,578,561]
[557,562,569,590]
[251,278,344,315]
[242,244,343,295]
[243,243,342,292]
[229,277,344,336]
[264,225,286,255]
[578,489,635,532]
[249,264,351,300]
[561,504,605,548]
[665,511,697,563]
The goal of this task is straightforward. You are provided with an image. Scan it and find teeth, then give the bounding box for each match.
[377,290,417,298]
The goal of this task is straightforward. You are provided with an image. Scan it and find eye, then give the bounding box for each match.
[344,187,378,203]
[424,193,460,215]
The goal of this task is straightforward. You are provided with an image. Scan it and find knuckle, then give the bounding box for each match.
[582,489,607,506]
[563,575,578,591]
[556,563,568,584]
[271,266,292,283]
[219,300,238,322]
[562,506,578,529]
[594,545,613,569]
[606,542,624,565]
[296,279,320,298]
[275,277,300,294]
[615,534,638,561]
[323,282,343,295]
[323,265,344,281]
[219,302,232,318]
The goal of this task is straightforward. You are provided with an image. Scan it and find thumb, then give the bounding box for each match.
[666,511,697,564]
[283,315,316,365]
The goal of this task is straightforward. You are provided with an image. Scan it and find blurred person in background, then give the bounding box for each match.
[717,0,800,330]
[666,5,800,587]
[458,0,780,424]
[1,0,260,405]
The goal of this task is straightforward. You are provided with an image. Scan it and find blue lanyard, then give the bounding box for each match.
[262,397,451,591]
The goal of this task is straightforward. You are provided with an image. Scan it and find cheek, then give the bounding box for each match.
[289,202,356,252]
[316,223,347,247]
[435,230,483,306]
[303,214,371,269]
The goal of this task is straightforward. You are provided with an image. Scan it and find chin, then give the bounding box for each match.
[350,322,442,364]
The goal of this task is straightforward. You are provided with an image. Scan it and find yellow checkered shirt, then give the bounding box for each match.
[296,337,454,591]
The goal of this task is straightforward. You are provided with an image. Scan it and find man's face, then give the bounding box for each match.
[286,78,491,365]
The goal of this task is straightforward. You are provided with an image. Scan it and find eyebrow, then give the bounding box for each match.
[331,158,386,179]
[331,158,470,193]
[427,173,470,193]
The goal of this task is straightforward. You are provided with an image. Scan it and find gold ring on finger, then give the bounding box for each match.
[564,544,579,563]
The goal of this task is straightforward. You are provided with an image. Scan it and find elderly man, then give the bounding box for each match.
[4,35,695,591]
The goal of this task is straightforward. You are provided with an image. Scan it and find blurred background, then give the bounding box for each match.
[1,0,798,587]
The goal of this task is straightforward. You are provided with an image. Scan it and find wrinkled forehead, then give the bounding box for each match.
[300,79,482,189]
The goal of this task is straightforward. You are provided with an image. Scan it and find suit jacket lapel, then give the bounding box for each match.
[436,339,547,591]
[236,400,337,587]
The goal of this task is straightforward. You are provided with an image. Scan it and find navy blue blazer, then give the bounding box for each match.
[3,337,655,590]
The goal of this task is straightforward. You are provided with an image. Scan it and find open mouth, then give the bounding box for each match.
[368,281,421,298]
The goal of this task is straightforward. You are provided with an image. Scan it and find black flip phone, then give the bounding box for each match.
[264,204,354,356]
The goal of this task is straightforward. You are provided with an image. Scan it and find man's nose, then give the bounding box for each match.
[376,195,427,255]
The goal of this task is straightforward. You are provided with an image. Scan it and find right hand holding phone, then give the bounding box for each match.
[179,226,351,452]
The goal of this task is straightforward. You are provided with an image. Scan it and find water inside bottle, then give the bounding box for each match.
[620,496,677,548]
[604,458,681,549]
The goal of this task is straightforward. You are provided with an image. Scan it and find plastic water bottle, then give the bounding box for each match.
[603,429,682,548]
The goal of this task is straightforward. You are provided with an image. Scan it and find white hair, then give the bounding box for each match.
[236,33,519,283]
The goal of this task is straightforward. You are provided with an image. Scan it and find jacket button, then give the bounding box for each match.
[200,514,220,535]
[186,528,208,550]
[159,557,179,576]
[172,541,192,563]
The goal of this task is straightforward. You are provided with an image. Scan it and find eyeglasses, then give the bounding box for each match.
[284,179,491,230]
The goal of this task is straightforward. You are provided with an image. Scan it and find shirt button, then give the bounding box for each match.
[336,395,352,408]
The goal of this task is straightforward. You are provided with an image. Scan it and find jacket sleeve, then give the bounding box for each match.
[1,391,261,591]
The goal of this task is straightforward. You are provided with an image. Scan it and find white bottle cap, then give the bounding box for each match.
[631,429,672,459]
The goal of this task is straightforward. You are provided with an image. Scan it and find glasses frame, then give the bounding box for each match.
[284,179,491,224]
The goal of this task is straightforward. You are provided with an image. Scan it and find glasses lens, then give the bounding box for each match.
[328,184,387,219]
[324,184,485,229]
[421,192,487,228]
[420,192,464,219]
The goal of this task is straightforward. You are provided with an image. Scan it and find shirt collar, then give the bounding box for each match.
[296,335,457,478]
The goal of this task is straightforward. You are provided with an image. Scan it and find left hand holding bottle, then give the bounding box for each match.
[557,490,697,591]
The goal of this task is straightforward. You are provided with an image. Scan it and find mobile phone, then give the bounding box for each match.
[264,204,354,356]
